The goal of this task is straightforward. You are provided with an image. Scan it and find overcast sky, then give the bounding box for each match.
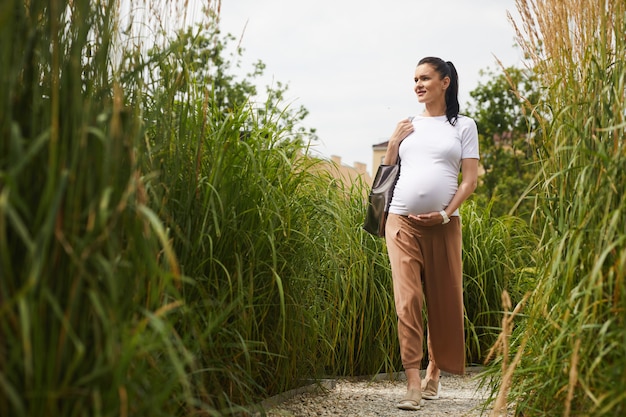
[217,0,524,174]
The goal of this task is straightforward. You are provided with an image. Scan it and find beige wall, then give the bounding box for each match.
[327,155,372,188]
[305,154,373,199]
[329,155,369,178]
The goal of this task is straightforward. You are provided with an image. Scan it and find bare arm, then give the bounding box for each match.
[410,158,479,225]
[383,118,414,165]
[443,158,479,216]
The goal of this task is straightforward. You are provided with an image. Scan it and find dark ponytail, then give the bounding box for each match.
[417,57,460,125]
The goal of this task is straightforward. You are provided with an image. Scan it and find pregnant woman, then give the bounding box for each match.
[383,56,479,411]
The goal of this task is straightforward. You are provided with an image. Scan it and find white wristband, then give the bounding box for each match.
[440,210,450,224]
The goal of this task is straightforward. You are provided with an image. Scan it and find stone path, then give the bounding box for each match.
[260,369,512,416]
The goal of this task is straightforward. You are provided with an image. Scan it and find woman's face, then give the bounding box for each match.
[413,63,450,105]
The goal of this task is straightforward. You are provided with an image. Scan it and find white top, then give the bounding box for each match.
[388,115,479,217]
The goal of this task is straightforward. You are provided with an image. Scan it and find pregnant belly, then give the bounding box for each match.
[391,177,456,215]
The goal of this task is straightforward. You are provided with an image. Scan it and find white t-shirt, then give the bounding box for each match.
[388,115,479,217]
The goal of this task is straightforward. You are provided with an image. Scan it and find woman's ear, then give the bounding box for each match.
[442,76,451,90]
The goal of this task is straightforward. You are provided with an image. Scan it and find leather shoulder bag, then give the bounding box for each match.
[363,162,400,237]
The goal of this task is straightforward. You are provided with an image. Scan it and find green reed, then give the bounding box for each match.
[461,201,537,365]
[483,1,626,415]
[146,96,324,405]
[0,0,196,416]
[315,174,401,377]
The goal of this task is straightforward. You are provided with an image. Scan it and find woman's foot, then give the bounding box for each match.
[396,388,423,410]
[397,368,424,410]
[421,378,441,400]
[421,361,441,400]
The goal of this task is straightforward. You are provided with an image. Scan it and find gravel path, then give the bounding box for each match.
[260,369,508,417]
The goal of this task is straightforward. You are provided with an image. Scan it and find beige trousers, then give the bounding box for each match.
[385,214,465,375]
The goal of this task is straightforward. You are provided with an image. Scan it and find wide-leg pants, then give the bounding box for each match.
[385,213,465,375]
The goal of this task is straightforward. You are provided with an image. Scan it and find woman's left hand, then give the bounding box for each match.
[408,211,445,226]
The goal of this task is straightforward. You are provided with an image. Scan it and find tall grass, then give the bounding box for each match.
[461,201,537,365]
[484,0,626,415]
[145,91,329,406]
[316,174,402,377]
[0,0,195,415]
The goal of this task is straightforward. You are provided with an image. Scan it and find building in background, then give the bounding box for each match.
[371,141,389,178]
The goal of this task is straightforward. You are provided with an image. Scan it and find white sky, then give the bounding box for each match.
[216,0,525,174]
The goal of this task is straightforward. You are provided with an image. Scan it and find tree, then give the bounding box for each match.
[466,65,541,219]
[145,24,317,147]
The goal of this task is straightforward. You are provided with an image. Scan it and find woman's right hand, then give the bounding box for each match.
[383,118,414,165]
[390,118,415,143]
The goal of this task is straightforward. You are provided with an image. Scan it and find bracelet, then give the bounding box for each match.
[440,210,450,224]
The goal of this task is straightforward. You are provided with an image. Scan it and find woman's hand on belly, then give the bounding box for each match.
[408,211,445,226]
